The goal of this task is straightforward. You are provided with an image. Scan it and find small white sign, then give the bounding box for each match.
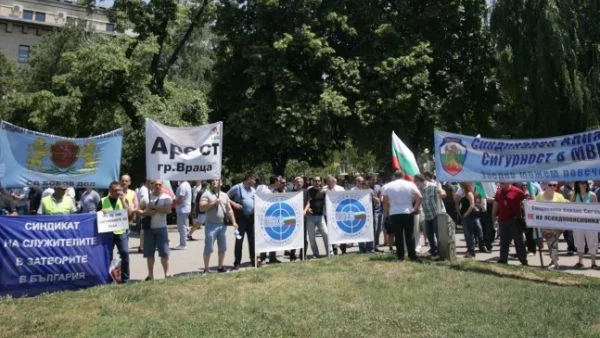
[97,209,129,233]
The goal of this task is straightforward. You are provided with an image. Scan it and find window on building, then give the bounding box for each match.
[105,23,115,32]
[34,12,46,22]
[23,10,33,20]
[18,45,30,64]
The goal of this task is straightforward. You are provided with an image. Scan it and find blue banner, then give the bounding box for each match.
[435,130,600,182]
[0,214,113,298]
[0,121,122,189]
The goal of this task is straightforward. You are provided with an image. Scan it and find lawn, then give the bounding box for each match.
[1,254,599,337]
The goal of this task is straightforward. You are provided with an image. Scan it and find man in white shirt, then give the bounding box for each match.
[323,175,346,254]
[382,170,423,262]
[174,180,192,250]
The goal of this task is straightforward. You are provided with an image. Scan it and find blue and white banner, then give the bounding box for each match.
[254,192,304,253]
[435,130,600,182]
[0,121,122,189]
[325,190,374,246]
[0,214,113,298]
[524,200,600,232]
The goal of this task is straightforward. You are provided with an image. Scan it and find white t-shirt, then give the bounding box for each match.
[323,184,345,192]
[149,193,173,229]
[382,179,422,215]
[175,181,192,214]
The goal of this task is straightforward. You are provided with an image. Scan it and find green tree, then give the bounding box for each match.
[491,0,600,137]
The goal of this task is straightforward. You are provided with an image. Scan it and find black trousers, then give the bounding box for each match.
[234,212,255,266]
[498,219,527,263]
[390,213,416,260]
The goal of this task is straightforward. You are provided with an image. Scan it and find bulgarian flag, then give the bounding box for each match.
[283,217,295,226]
[474,182,497,199]
[391,131,420,180]
[354,212,367,221]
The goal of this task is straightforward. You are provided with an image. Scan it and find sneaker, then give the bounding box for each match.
[497,260,508,264]
[187,235,197,241]
[573,262,584,269]
[217,267,228,273]
[547,263,559,270]
[231,265,240,271]
[463,253,474,259]
[174,245,186,250]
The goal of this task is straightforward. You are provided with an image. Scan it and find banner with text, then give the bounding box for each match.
[254,192,305,253]
[145,119,222,181]
[434,130,600,182]
[326,190,374,246]
[0,121,122,189]
[0,214,113,298]
[524,200,600,232]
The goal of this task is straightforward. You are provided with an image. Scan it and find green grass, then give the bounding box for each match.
[1,255,600,337]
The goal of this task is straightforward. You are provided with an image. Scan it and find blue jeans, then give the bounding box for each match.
[463,216,482,255]
[425,219,439,255]
[113,232,129,283]
[176,212,189,247]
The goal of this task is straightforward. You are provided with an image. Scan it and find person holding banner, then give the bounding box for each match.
[305,176,330,258]
[229,172,258,269]
[570,181,598,269]
[139,180,173,280]
[382,170,423,262]
[38,183,77,215]
[120,175,139,233]
[0,187,17,215]
[492,183,528,266]
[174,180,192,250]
[535,181,568,270]
[97,181,131,283]
[199,179,237,273]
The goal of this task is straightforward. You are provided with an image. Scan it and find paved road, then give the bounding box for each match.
[123,226,600,281]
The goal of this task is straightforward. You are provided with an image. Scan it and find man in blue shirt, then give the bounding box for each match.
[228,172,257,269]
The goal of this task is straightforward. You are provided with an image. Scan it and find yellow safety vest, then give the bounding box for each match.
[101,197,126,235]
[41,196,74,215]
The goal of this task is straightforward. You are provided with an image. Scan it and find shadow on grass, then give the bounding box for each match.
[449,261,600,288]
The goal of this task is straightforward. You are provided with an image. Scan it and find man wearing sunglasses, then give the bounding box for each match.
[492,182,527,266]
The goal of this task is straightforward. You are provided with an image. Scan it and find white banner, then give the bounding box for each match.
[145,119,222,181]
[97,209,129,233]
[254,192,305,253]
[326,190,374,245]
[524,200,600,232]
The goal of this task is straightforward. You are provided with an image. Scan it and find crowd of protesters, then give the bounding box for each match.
[1,170,599,282]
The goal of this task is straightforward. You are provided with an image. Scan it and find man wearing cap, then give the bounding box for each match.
[97,181,131,283]
[38,183,77,215]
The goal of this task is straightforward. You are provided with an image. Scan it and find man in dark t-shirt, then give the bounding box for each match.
[305,176,329,257]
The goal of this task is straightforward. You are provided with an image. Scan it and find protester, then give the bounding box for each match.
[229,172,257,269]
[382,169,422,262]
[414,174,445,259]
[459,182,487,258]
[352,175,379,253]
[188,180,204,240]
[120,174,139,238]
[256,176,283,264]
[139,180,172,280]
[570,181,598,269]
[27,183,42,215]
[174,180,192,250]
[199,179,237,273]
[97,181,131,283]
[535,181,568,270]
[38,184,77,215]
[289,176,309,261]
[0,187,17,215]
[305,176,330,258]
[492,183,528,266]
[79,187,101,213]
[10,187,30,215]
[135,180,150,253]
[324,175,346,254]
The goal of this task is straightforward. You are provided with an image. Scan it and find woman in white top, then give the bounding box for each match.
[570,181,598,269]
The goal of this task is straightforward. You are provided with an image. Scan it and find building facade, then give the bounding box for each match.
[0,0,114,64]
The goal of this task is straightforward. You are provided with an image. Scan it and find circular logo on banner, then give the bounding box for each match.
[335,198,367,235]
[263,202,297,243]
